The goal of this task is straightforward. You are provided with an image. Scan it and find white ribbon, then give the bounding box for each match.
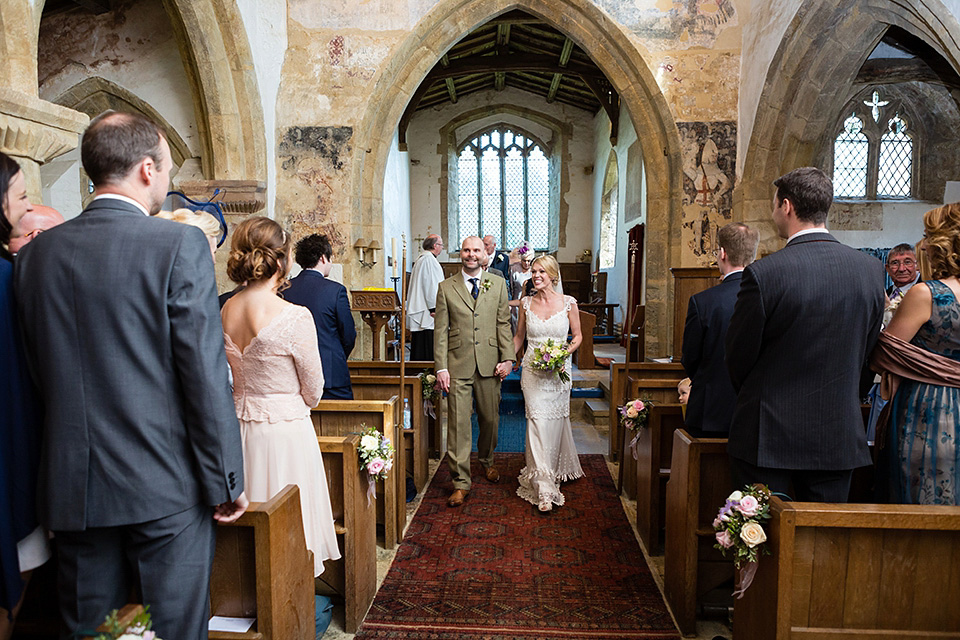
[732,561,759,599]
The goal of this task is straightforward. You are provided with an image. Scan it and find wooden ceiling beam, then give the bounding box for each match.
[855,58,960,89]
[428,53,601,81]
[495,71,506,91]
[444,78,458,103]
[546,74,562,103]
[580,76,620,144]
[547,37,574,103]
[496,23,511,47]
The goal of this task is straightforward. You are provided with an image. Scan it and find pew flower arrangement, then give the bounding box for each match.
[419,370,441,419]
[358,425,394,481]
[530,338,571,383]
[95,607,162,640]
[713,483,773,598]
[619,397,653,460]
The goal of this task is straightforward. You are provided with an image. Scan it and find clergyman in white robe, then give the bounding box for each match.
[408,236,445,361]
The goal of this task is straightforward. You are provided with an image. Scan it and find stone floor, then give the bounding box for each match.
[321,344,732,639]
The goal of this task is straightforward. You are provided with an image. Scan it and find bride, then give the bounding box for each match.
[513,255,584,512]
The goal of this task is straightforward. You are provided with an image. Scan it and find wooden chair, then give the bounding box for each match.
[572,310,596,370]
[735,497,960,639]
[348,361,442,457]
[607,361,685,461]
[210,485,314,640]
[350,374,428,492]
[664,430,734,636]
[316,435,376,633]
[311,397,406,548]
[632,404,685,551]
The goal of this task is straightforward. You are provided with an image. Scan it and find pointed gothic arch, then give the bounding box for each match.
[351,0,683,354]
[737,0,960,247]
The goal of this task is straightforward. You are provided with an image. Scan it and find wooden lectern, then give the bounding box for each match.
[351,289,400,361]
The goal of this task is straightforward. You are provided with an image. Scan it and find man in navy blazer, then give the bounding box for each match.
[725,167,885,502]
[682,222,759,436]
[284,234,357,399]
[483,235,511,288]
[15,112,246,639]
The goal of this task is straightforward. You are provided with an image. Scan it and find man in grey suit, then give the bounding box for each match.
[15,111,246,639]
[725,167,885,502]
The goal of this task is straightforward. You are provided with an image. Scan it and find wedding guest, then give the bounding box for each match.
[407,233,444,361]
[155,207,220,259]
[0,152,47,639]
[885,243,920,301]
[7,205,64,255]
[677,378,691,405]
[221,217,341,577]
[872,203,960,504]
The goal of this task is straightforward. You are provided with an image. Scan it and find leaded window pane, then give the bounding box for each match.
[457,148,478,247]
[528,148,549,249]
[878,117,912,198]
[834,115,868,198]
[480,147,501,237]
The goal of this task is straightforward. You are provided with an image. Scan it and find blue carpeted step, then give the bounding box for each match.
[571,387,604,398]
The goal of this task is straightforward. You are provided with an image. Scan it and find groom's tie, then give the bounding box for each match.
[469,277,479,299]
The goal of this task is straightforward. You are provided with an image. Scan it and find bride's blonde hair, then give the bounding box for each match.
[531,255,560,285]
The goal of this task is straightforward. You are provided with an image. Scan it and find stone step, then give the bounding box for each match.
[599,379,613,401]
[583,398,609,426]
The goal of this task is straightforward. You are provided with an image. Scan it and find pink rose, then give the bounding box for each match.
[737,494,759,517]
[715,530,734,549]
[633,400,644,411]
[712,515,722,529]
[367,459,385,475]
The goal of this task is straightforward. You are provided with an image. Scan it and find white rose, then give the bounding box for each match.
[360,434,379,451]
[426,374,436,384]
[727,490,743,502]
[740,522,767,548]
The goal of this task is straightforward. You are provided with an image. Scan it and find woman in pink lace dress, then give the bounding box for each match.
[220,217,340,575]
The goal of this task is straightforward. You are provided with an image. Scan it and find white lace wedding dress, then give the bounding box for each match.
[517,295,584,507]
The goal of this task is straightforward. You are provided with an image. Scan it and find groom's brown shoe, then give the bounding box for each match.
[485,466,500,483]
[448,489,468,507]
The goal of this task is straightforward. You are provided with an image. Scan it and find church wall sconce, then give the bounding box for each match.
[354,238,380,268]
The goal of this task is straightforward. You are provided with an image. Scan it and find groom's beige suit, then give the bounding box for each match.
[434,270,514,490]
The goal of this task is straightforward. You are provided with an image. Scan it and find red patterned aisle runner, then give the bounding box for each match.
[355,454,680,639]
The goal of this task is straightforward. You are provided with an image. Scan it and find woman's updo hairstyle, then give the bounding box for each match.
[0,151,22,248]
[922,203,960,280]
[227,216,291,285]
[531,254,560,285]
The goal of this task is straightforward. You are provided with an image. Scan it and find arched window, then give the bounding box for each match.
[831,89,914,200]
[456,126,550,250]
[599,151,618,269]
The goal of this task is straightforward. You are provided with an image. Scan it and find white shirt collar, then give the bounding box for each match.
[92,193,150,216]
[461,269,483,288]
[721,268,744,281]
[786,227,830,244]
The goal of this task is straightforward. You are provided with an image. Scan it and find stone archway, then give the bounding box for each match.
[351,0,683,355]
[736,0,960,251]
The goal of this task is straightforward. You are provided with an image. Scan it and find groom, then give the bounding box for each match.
[435,236,514,507]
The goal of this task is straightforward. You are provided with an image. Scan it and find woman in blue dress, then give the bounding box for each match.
[881,203,960,505]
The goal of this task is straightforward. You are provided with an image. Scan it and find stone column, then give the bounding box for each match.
[0,90,89,202]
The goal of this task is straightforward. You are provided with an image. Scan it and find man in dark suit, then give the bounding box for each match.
[682,222,759,436]
[885,242,920,300]
[483,234,511,286]
[284,233,357,399]
[15,111,246,640]
[725,167,885,503]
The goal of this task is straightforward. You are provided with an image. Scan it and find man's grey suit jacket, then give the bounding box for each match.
[15,199,243,531]
[725,232,884,471]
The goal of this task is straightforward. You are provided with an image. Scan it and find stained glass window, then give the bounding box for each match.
[832,89,914,200]
[834,115,868,198]
[878,116,912,198]
[456,126,550,250]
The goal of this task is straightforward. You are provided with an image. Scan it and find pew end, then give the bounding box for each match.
[664,429,734,636]
[211,484,314,640]
[314,434,377,633]
[735,497,960,639]
[633,403,685,551]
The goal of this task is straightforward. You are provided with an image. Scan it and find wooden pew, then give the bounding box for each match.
[572,310,596,370]
[210,484,313,640]
[735,497,960,639]
[632,404,685,550]
[348,360,442,458]
[312,397,406,548]
[351,374,428,492]
[316,435,376,633]
[608,361,685,461]
[664,430,734,637]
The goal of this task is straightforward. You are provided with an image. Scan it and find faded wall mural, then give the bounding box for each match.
[679,120,736,262]
[597,0,738,51]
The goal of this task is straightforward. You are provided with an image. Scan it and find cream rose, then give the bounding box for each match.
[625,406,639,419]
[727,490,743,502]
[740,522,767,548]
[426,374,436,384]
[360,434,379,451]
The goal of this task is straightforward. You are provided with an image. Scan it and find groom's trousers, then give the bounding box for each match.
[447,372,501,490]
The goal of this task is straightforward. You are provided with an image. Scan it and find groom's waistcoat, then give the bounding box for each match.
[434,271,512,378]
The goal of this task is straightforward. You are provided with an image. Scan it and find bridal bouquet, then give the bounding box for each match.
[95,607,162,640]
[713,483,773,598]
[618,397,652,431]
[530,338,571,383]
[358,425,394,481]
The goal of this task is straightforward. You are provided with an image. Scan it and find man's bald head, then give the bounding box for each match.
[9,204,65,254]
